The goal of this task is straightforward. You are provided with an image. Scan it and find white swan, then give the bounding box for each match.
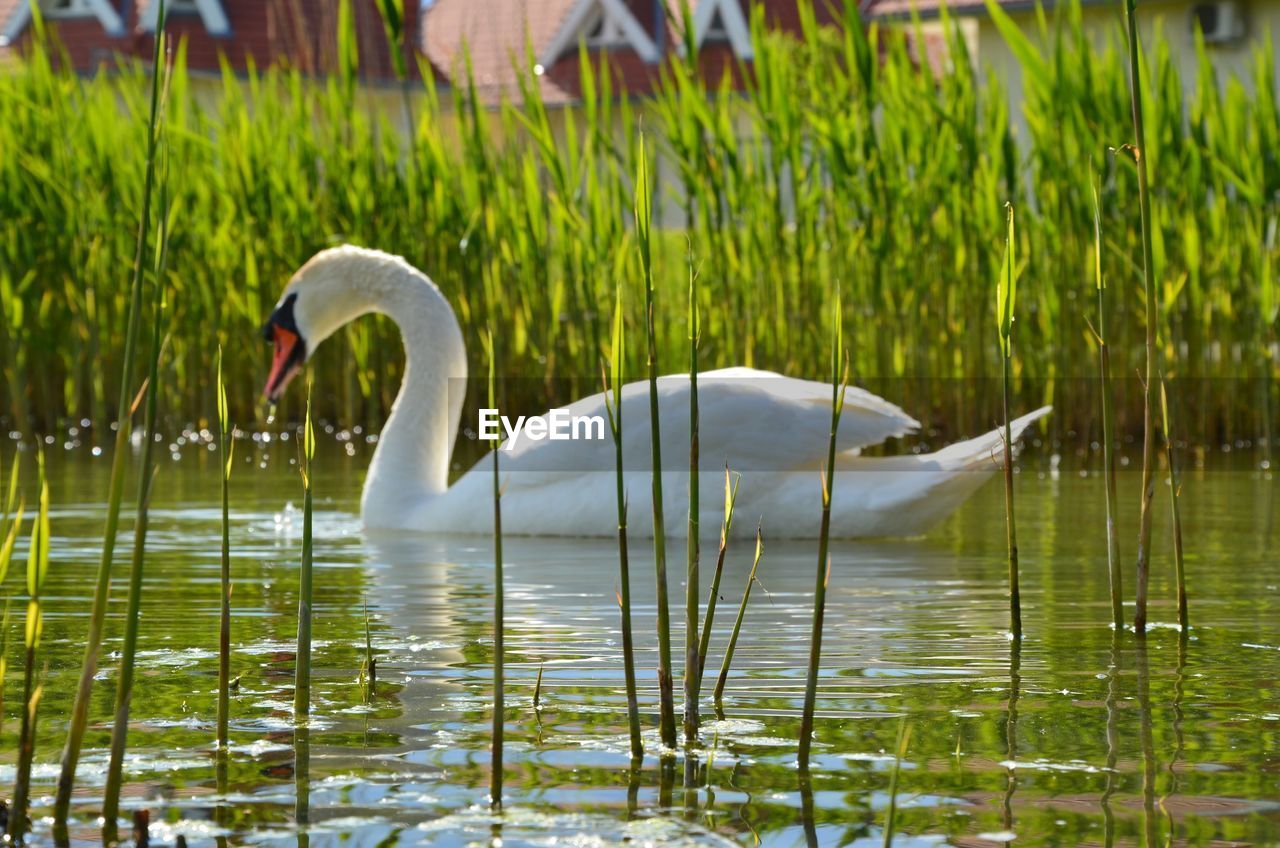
[262,246,1050,538]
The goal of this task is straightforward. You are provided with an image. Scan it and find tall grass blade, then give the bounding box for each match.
[216,345,234,749]
[103,122,174,834]
[487,329,504,808]
[882,719,912,848]
[603,283,643,760]
[1091,180,1124,631]
[697,466,739,690]
[11,449,49,842]
[1161,377,1188,630]
[713,525,762,705]
[798,294,847,770]
[294,381,316,720]
[1122,0,1161,636]
[684,245,700,744]
[55,0,170,820]
[997,204,1022,638]
[636,133,676,750]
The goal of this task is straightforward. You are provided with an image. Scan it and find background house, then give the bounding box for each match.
[0,0,421,80]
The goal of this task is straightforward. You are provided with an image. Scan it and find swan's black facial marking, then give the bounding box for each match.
[262,292,303,343]
[262,292,308,402]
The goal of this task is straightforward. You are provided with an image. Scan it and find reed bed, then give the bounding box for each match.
[0,3,1275,459]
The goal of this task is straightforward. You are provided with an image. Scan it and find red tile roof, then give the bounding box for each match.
[422,0,582,103]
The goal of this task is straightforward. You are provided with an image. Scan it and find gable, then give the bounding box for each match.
[539,0,661,67]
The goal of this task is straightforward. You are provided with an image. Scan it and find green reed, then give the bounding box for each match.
[1091,180,1124,632]
[1121,0,1161,636]
[636,135,677,751]
[684,247,701,745]
[798,296,847,771]
[714,525,763,706]
[486,329,504,808]
[54,0,170,821]
[1,2,1276,458]
[11,449,49,843]
[0,456,20,739]
[882,719,912,848]
[103,127,174,832]
[216,346,234,748]
[294,382,316,720]
[697,466,739,690]
[1162,378,1188,630]
[603,284,643,760]
[997,205,1021,638]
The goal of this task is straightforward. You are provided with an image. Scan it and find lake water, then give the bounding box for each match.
[2,436,1278,847]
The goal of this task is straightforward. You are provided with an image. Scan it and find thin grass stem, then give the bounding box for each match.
[604,283,643,760]
[798,295,847,770]
[713,525,762,706]
[55,0,169,820]
[294,381,316,720]
[1122,0,1161,636]
[684,244,700,745]
[635,133,676,751]
[487,329,504,808]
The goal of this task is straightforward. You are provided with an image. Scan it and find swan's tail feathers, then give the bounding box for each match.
[931,405,1053,471]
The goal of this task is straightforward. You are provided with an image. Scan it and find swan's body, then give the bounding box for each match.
[263,246,1050,539]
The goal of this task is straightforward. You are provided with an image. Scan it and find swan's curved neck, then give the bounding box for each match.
[357,265,467,526]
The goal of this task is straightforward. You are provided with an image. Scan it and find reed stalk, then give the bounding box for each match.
[713,525,762,705]
[103,124,174,833]
[684,247,701,745]
[1161,378,1188,630]
[11,449,49,843]
[55,0,169,820]
[487,329,504,808]
[0,600,9,738]
[0,457,20,739]
[216,346,234,748]
[1091,181,1124,631]
[798,295,847,771]
[697,467,739,690]
[603,284,643,760]
[997,204,1022,638]
[294,382,316,720]
[1121,0,1161,636]
[361,596,376,701]
[636,134,676,750]
[882,719,912,848]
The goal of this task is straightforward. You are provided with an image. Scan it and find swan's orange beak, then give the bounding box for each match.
[264,324,303,403]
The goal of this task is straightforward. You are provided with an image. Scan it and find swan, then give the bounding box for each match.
[261,246,1050,538]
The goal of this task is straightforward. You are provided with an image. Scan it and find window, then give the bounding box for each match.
[703,9,729,43]
[581,8,630,50]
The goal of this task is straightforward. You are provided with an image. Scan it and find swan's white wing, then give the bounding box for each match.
[487,367,918,474]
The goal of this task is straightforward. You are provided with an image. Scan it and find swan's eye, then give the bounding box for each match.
[262,292,301,342]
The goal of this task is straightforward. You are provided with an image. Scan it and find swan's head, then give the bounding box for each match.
[261,245,381,402]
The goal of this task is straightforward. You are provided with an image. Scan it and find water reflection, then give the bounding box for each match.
[3,454,1279,847]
